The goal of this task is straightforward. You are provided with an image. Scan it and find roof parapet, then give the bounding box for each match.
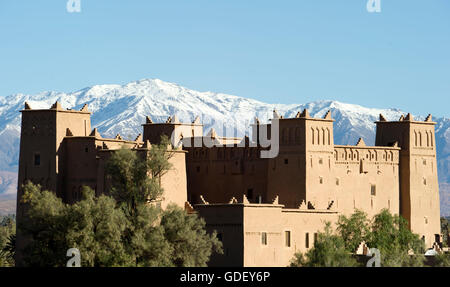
[146,116,153,124]
[185,201,195,213]
[299,200,307,210]
[200,195,209,204]
[192,116,201,124]
[134,133,143,142]
[171,115,180,124]
[51,101,63,110]
[242,194,250,204]
[115,134,123,140]
[24,102,32,110]
[89,128,101,138]
[405,113,414,121]
[323,110,332,120]
[356,138,366,147]
[272,195,279,205]
[425,114,432,122]
[379,114,387,122]
[80,104,89,112]
[300,108,310,118]
[229,197,238,204]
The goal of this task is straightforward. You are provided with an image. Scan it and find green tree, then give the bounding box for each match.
[365,209,425,267]
[160,204,223,267]
[65,186,132,267]
[291,209,428,267]
[337,209,371,253]
[20,182,69,266]
[105,135,173,218]
[0,215,16,267]
[441,217,449,247]
[20,134,222,266]
[104,135,222,266]
[290,222,359,267]
[432,252,450,267]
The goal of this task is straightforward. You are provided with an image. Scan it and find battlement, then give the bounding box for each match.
[193,194,337,214]
[376,113,436,125]
[21,101,91,114]
[142,115,204,145]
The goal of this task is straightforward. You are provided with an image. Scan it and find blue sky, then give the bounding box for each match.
[0,0,449,117]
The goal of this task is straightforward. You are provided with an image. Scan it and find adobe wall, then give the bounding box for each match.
[185,145,268,204]
[332,145,400,218]
[196,201,338,267]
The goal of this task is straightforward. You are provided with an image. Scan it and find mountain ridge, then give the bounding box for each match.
[0,78,449,214]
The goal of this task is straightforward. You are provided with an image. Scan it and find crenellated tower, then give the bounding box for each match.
[265,109,334,209]
[375,113,440,247]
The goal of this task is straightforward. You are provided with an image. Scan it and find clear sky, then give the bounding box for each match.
[0,1,449,117]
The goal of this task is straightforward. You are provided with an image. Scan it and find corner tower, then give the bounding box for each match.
[375,113,440,247]
[16,101,91,265]
[265,109,334,209]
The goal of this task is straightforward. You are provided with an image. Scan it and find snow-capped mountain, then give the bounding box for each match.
[0,78,449,213]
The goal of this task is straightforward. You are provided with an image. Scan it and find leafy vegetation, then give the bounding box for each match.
[17,135,222,267]
[0,214,15,266]
[291,209,433,267]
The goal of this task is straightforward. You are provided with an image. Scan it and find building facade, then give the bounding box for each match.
[16,102,441,266]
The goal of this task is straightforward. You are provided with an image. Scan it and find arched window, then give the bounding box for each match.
[327,128,331,145]
[316,128,320,145]
[311,128,315,145]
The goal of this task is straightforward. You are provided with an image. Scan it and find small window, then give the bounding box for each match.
[196,166,200,173]
[371,184,376,196]
[423,178,427,185]
[261,232,267,245]
[85,147,89,153]
[314,233,318,245]
[319,177,323,184]
[217,233,223,242]
[305,233,310,248]
[336,178,340,186]
[285,231,291,247]
[284,158,289,165]
[34,153,41,166]
[247,188,254,200]
[319,158,323,164]
[423,159,427,165]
